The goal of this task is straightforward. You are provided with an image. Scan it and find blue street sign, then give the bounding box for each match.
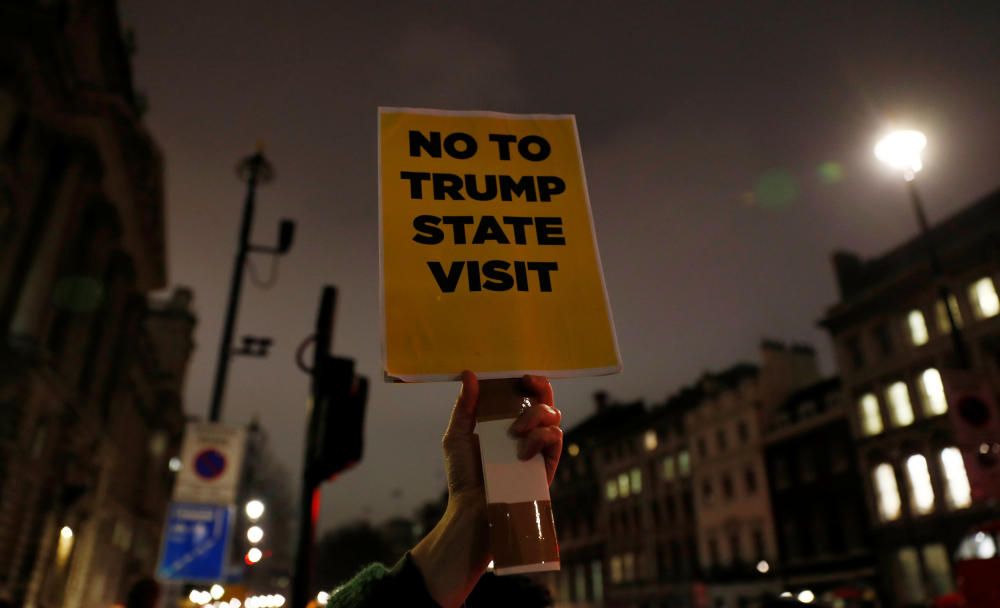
[156,502,233,582]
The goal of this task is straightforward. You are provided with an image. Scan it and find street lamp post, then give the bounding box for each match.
[875,130,968,368]
[208,149,297,422]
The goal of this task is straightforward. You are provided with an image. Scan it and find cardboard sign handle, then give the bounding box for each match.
[476,379,560,575]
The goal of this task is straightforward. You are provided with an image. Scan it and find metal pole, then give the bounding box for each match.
[907,178,969,368]
[208,152,267,422]
[292,482,320,608]
[292,287,336,608]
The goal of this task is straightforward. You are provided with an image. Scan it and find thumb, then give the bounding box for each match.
[445,370,479,438]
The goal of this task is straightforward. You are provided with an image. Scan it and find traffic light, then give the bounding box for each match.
[304,286,368,484]
[307,354,368,482]
[943,369,1000,502]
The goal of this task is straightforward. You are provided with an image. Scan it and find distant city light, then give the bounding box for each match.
[316,591,330,606]
[875,129,926,180]
[974,532,997,559]
[229,600,241,608]
[567,443,580,457]
[246,547,263,564]
[189,590,200,604]
[169,457,182,472]
[245,499,265,521]
[56,525,75,567]
[756,560,770,574]
[247,525,264,543]
[210,584,225,600]
[797,589,816,604]
[644,430,658,451]
[779,592,792,598]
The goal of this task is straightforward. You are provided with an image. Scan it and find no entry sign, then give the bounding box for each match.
[173,422,246,505]
[379,108,621,381]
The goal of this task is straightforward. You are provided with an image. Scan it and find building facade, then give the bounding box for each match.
[549,393,644,608]
[0,1,195,606]
[763,377,877,604]
[821,188,1000,605]
[686,342,818,608]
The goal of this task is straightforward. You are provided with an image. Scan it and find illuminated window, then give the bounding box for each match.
[886,382,915,427]
[906,454,935,515]
[610,556,622,584]
[574,564,587,602]
[605,479,618,501]
[622,553,635,582]
[918,368,948,416]
[907,310,929,346]
[630,468,642,494]
[896,547,925,604]
[940,447,972,509]
[644,430,658,451]
[618,472,630,498]
[969,277,1000,319]
[923,544,955,596]
[662,456,676,481]
[591,560,604,601]
[873,463,902,521]
[935,295,963,332]
[859,393,884,436]
[677,450,691,477]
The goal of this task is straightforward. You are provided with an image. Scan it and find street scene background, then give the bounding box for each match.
[2,0,1000,607]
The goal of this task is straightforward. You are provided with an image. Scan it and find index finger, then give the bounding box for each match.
[520,375,554,408]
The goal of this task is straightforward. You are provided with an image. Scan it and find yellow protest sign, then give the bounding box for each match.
[379,108,621,381]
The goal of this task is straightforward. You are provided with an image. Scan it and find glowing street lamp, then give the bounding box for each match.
[875,129,927,181]
[873,128,968,367]
[245,499,265,521]
[247,525,264,544]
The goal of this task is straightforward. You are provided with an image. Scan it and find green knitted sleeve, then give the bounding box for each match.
[327,552,440,608]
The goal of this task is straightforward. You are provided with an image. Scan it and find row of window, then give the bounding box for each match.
[871,448,971,522]
[695,419,751,459]
[848,276,999,368]
[609,553,637,584]
[701,467,758,504]
[857,367,947,436]
[895,544,954,604]
[705,527,767,569]
[556,560,604,605]
[604,450,693,502]
[606,467,643,501]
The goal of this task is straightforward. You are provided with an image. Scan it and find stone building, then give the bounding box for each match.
[820,188,1000,605]
[549,393,644,607]
[0,1,195,606]
[763,376,876,603]
[686,342,818,608]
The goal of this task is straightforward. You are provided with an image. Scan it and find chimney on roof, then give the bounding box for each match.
[594,391,609,412]
[832,250,864,298]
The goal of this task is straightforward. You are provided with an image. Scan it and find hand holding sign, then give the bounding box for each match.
[380,107,619,581]
[412,371,563,607]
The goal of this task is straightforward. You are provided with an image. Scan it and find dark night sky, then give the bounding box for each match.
[120,1,1000,529]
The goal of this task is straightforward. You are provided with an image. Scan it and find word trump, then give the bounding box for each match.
[401,129,569,293]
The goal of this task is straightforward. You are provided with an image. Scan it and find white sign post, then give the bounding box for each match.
[173,422,247,505]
